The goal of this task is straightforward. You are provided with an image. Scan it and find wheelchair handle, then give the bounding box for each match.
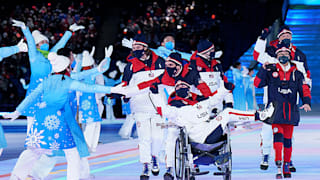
[156,122,185,129]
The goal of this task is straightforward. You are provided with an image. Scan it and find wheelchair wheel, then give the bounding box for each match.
[175,138,185,180]
[223,144,232,180]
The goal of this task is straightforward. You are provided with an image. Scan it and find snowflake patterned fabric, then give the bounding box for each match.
[16,74,112,150]
[78,74,102,124]
[25,107,76,149]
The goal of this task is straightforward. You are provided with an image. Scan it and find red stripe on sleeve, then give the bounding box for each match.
[197,82,212,97]
[229,112,254,117]
[302,84,311,99]
[307,70,311,78]
[253,50,260,61]
[254,77,261,88]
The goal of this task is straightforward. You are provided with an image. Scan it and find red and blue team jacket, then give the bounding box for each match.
[122,51,165,85]
[137,59,213,97]
[189,51,230,83]
[253,39,311,78]
[254,63,311,126]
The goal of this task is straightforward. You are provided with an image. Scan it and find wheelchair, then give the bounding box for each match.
[173,124,232,180]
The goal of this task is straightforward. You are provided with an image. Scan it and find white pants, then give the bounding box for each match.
[83,122,101,152]
[10,147,81,180]
[165,127,179,168]
[134,112,165,163]
[30,155,90,180]
[27,116,35,134]
[260,123,273,155]
[118,114,135,139]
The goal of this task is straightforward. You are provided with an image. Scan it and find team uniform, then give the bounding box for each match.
[190,51,234,110]
[122,35,166,178]
[253,28,310,171]
[254,61,311,178]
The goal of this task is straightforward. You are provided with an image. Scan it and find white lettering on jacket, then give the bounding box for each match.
[278,87,292,94]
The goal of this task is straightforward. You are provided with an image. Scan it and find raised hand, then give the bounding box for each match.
[2,111,21,121]
[17,39,28,52]
[69,23,85,32]
[12,19,26,29]
[105,45,113,58]
[122,38,133,49]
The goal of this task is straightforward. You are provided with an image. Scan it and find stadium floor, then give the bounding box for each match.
[0,115,319,180]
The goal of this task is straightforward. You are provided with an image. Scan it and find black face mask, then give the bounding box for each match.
[209,51,215,59]
[176,87,189,98]
[281,39,291,47]
[279,55,290,64]
[132,49,144,59]
[166,67,177,77]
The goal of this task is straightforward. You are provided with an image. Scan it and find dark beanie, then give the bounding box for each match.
[167,52,183,66]
[133,33,148,47]
[277,25,292,38]
[197,39,214,53]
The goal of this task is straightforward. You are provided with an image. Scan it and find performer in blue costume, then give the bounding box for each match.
[244,68,256,111]
[78,46,113,153]
[0,41,27,157]
[231,62,247,111]
[28,47,112,180]
[2,52,123,180]
[12,19,84,133]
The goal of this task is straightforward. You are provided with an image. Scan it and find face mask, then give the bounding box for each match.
[166,66,176,77]
[40,43,49,51]
[176,87,189,98]
[278,55,290,64]
[132,49,144,59]
[165,41,174,51]
[281,39,291,47]
[209,51,215,59]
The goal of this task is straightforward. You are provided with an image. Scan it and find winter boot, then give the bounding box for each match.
[140,163,150,180]
[276,161,282,179]
[151,156,160,176]
[260,154,269,170]
[163,167,174,180]
[283,162,291,178]
[194,164,200,173]
[289,161,296,172]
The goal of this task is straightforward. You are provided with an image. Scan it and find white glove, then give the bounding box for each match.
[116,61,127,73]
[90,46,95,57]
[105,45,113,58]
[12,19,26,30]
[2,111,21,121]
[20,78,29,90]
[122,38,133,49]
[69,23,85,32]
[108,70,117,79]
[17,39,28,52]
[215,50,223,58]
[110,82,127,95]
[97,58,110,72]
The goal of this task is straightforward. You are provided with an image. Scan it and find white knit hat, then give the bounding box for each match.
[48,52,70,73]
[32,30,49,45]
[81,50,95,67]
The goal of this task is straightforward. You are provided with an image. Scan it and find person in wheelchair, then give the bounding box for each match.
[149,80,275,179]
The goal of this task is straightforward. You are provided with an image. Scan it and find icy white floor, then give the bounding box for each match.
[0,116,319,180]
